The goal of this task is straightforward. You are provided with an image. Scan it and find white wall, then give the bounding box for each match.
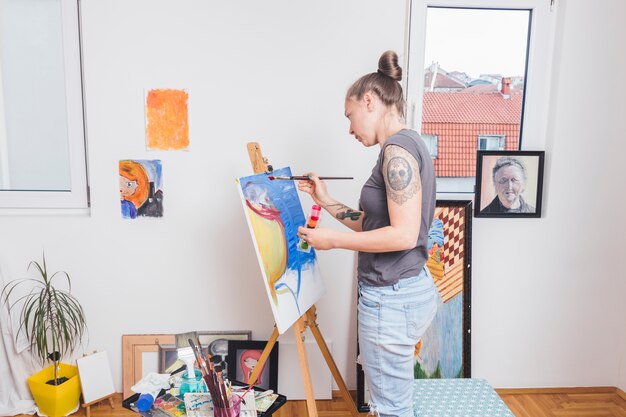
[0,0,624,394]
[470,0,626,388]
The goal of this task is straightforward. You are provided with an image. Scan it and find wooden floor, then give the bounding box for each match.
[498,391,626,417]
[17,389,626,417]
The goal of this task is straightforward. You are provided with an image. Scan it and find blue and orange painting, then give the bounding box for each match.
[237,167,325,333]
[119,159,163,219]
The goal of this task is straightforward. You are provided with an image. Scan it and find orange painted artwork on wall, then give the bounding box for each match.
[145,89,189,150]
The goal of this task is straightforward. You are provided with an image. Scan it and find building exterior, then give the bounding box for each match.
[420,72,523,191]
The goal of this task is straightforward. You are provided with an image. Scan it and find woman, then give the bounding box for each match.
[297,51,438,417]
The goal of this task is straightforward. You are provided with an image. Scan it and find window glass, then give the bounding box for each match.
[421,134,439,158]
[0,0,87,209]
[478,135,505,150]
[414,6,530,193]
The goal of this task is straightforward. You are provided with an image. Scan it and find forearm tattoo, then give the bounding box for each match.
[327,203,363,221]
[383,145,421,205]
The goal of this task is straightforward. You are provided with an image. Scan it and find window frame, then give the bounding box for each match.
[0,0,88,210]
[404,0,557,195]
[478,134,506,151]
[421,133,439,158]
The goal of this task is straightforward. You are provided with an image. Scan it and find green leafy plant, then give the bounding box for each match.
[2,254,87,385]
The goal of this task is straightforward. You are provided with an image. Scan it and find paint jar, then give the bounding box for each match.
[178,369,207,397]
[213,400,241,417]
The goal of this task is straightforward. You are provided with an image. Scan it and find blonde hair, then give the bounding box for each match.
[346,50,405,117]
[119,160,149,209]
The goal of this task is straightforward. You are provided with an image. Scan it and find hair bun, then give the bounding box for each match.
[378,50,402,82]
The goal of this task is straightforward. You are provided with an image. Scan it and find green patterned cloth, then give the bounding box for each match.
[413,378,514,417]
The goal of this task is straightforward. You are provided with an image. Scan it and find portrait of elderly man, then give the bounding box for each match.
[481,156,536,214]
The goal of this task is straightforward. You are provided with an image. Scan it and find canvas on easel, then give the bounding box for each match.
[76,351,116,417]
[238,143,358,417]
[237,166,325,334]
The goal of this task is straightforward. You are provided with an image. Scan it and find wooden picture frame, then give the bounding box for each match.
[475,150,545,218]
[227,340,279,392]
[357,200,473,411]
[122,334,175,399]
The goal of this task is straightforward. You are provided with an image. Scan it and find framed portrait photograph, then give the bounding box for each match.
[357,200,473,411]
[475,150,545,218]
[158,330,251,375]
[227,340,279,392]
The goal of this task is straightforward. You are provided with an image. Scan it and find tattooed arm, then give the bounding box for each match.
[381,144,422,246]
[320,199,364,232]
[297,174,364,232]
[297,145,422,252]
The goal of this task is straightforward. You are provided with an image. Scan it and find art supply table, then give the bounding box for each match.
[412,379,514,417]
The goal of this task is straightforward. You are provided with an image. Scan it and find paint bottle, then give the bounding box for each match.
[136,389,161,412]
[298,204,322,253]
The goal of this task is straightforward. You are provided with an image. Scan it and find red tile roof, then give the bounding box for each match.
[421,91,522,177]
[424,122,520,177]
[463,84,524,95]
[422,91,523,124]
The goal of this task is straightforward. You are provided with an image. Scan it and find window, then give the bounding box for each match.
[478,135,505,150]
[0,0,88,209]
[405,0,557,194]
[422,134,439,158]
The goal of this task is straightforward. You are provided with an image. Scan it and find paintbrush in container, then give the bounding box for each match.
[215,365,230,407]
[175,331,199,378]
[188,338,209,376]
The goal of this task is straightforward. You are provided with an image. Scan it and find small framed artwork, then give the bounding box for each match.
[198,331,251,379]
[227,340,279,392]
[475,150,545,218]
[357,200,473,411]
[158,331,251,375]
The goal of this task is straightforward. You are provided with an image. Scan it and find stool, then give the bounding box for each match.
[412,378,513,417]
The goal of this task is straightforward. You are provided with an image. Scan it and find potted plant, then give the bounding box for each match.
[2,254,87,417]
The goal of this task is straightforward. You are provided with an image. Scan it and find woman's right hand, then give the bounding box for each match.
[297,172,330,206]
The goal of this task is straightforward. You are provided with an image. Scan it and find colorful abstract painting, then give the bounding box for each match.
[357,200,472,411]
[416,200,471,380]
[237,167,325,334]
[119,159,163,219]
[145,89,189,150]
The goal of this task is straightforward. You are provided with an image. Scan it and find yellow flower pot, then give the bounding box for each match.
[28,364,81,417]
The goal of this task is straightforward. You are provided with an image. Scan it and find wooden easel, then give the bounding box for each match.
[245,142,359,417]
[81,394,114,417]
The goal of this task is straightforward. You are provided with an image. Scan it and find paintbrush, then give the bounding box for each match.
[175,331,198,378]
[268,175,353,181]
[188,338,208,376]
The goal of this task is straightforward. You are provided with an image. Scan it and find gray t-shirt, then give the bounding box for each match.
[358,129,436,286]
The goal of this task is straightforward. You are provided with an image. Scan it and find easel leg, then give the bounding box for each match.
[247,326,279,387]
[82,393,115,417]
[306,307,359,417]
[294,317,318,417]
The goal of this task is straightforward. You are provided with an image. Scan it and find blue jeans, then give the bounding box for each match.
[358,267,438,417]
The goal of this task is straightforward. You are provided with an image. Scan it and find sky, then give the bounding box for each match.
[423,7,531,79]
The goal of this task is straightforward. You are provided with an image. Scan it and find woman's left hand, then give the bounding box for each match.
[297,226,336,250]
